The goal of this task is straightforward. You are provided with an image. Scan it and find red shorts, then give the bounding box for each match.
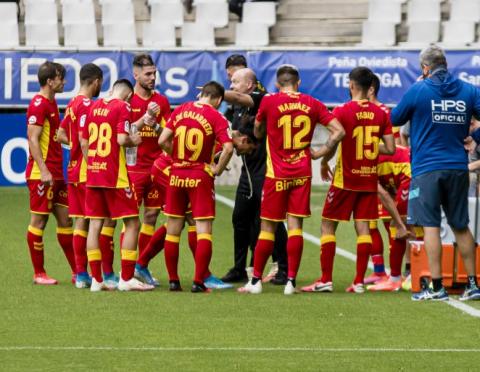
[68,182,86,217]
[128,171,163,209]
[260,177,311,221]
[164,168,215,220]
[322,185,378,221]
[27,179,68,214]
[85,186,139,220]
[378,182,409,219]
[150,163,169,211]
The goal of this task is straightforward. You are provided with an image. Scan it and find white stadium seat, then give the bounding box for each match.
[62,0,95,25]
[64,24,98,47]
[103,23,137,47]
[181,22,215,47]
[403,21,440,47]
[367,0,402,24]
[150,3,184,27]
[0,3,18,24]
[450,0,480,22]
[235,22,269,47]
[101,2,135,25]
[25,1,58,25]
[26,24,59,47]
[361,21,396,46]
[143,22,176,47]
[0,23,19,48]
[195,2,229,28]
[242,2,276,27]
[442,21,476,46]
[407,0,441,23]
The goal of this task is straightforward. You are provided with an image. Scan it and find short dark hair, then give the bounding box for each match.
[201,81,225,101]
[276,64,300,87]
[371,73,380,97]
[133,54,155,68]
[37,61,66,87]
[112,78,134,92]
[349,67,375,93]
[225,54,247,69]
[80,63,103,85]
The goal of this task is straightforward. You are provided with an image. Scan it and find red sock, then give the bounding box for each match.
[389,226,407,277]
[137,224,166,267]
[121,249,137,281]
[320,235,336,283]
[57,227,75,273]
[287,230,303,279]
[138,223,154,256]
[253,231,275,278]
[187,226,197,257]
[27,225,45,275]
[194,233,212,284]
[73,229,88,274]
[354,235,372,284]
[87,249,102,282]
[99,227,115,275]
[164,234,180,281]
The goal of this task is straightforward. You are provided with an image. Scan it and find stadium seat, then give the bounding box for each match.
[62,0,95,25]
[442,21,476,46]
[101,2,135,25]
[407,0,441,23]
[103,23,137,47]
[26,24,59,47]
[367,0,402,24]
[150,2,184,27]
[24,1,58,25]
[235,22,269,47]
[0,23,19,48]
[64,24,98,47]
[450,0,480,22]
[361,21,396,46]
[195,2,229,28]
[181,22,215,47]
[142,22,176,47]
[403,21,440,47]
[242,2,276,27]
[0,2,18,23]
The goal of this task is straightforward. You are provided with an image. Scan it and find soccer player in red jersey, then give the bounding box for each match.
[238,65,345,295]
[158,81,234,293]
[57,63,103,289]
[84,79,153,292]
[302,67,395,294]
[25,61,76,285]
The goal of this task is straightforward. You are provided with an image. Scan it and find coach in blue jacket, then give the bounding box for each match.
[391,45,480,301]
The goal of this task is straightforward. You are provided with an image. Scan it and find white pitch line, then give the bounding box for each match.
[216,193,480,318]
[1,346,480,353]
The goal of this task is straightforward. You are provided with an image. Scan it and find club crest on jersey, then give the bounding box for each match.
[34,98,42,107]
[28,115,37,125]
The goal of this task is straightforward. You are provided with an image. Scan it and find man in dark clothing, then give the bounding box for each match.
[221,67,288,283]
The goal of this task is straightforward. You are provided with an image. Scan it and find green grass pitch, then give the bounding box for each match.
[1,186,480,371]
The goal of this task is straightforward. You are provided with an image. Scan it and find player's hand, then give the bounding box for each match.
[130,132,142,146]
[147,102,160,117]
[310,148,322,160]
[40,168,53,186]
[143,113,156,127]
[465,136,477,154]
[320,161,333,182]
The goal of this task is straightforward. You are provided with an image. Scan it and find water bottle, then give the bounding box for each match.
[126,124,138,166]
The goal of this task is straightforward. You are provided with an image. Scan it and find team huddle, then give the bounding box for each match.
[25,54,425,295]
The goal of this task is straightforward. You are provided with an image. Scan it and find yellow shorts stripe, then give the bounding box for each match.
[369,220,378,229]
[121,249,138,261]
[101,226,115,237]
[259,231,275,241]
[140,223,155,236]
[288,228,303,238]
[121,224,126,233]
[389,227,397,239]
[188,225,197,232]
[197,233,212,241]
[414,226,424,238]
[357,235,373,244]
[166,234,180,243]
[87,249,101,261]
[73,229,88,238]
[320,235,336,245]
[28,225,44,237]
[56,227,73,235]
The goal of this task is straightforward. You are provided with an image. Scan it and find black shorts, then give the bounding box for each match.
[407,169,469,229]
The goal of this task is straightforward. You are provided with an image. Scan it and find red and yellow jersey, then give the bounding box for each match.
[256,91,335,179]
[377,145,411,193]
[85,98,131,188]
[128,91,171,173]
[378,102,400,139]
[152,152,173,178]
[60,95,91,184]
[166,101,231,171]
[332,100,393,192]
[26,94,63,181]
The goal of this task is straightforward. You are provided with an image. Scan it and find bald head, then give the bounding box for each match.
[230,68,257,94]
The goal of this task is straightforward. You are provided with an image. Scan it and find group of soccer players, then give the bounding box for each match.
[25,53,418,294]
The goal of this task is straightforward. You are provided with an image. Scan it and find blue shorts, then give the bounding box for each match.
[407,170,469,229]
